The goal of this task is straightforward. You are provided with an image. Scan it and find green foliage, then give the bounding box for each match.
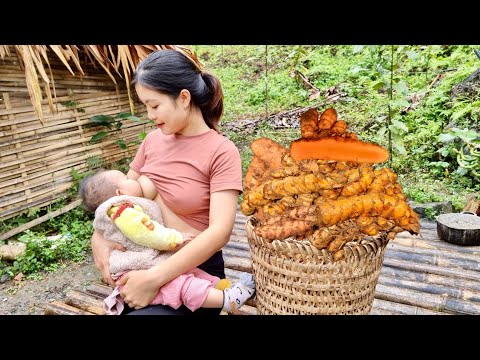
[438,127,480,181]
[88,112,145,144]
[424,208,439,220]
[0,204,94,278]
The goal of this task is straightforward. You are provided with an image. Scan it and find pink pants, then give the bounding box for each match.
[104,268,220,315]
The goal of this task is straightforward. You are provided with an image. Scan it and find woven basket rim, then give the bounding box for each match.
[246,217,389,262]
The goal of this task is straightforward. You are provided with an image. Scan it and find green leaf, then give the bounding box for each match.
[372,80,385,90]
[390,99,410,108]
[429,161,450,168]
[138,132,147,141]
[116,139,127,149]
[439,147,450,157]
[406,50,418,60]
[391,119,409,132]
[353,45,364,54]
[114,112,134,119]
[115,113,145,123]
[392,81,409,95]
[89,115,115,126]
[438,132,457,143]
[90,131,108,143]
[377,126,387,138]
[393,141,407,155]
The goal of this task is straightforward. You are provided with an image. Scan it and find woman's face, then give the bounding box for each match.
[135,84,188,135]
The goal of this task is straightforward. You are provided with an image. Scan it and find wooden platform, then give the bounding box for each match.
[44,210,480,315]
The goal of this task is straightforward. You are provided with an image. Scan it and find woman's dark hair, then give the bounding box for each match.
[132,49,224,132]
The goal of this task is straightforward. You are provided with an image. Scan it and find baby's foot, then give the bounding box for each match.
[222,273,255,312]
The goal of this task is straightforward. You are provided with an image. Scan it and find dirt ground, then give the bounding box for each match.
[0,255,100,315]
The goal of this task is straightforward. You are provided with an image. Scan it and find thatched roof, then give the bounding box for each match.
[0,45,202,124]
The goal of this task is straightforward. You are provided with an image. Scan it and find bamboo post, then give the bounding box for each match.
[68,88,86,148]
[64,290,105,315]
[3,92,31,205]
[44,301,95,315]
[85,283,113,299]
[0,199,82,241]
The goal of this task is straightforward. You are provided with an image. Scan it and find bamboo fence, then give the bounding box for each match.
[0,46,155,221]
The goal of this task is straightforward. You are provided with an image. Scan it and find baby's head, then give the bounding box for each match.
[79,169,143,212]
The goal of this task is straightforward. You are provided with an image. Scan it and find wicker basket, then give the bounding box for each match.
[246,218,389,315]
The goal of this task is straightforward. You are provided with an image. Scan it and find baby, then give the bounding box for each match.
[79,169,255,315]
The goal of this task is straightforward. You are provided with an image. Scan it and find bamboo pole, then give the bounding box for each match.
[0,199,82,240]
[43,301,95,315]
[64,290,105,315]
[371,299,444,315]
[384,248,480,272]
[390,236,480,255]
[375,283,480,314]
[0,151,101,181]
[383,257,480,282]
[377,274,480,303]
[380,266,480,293]
[0,183,72,208]
[224,256,253,273]
[85,283,114,299]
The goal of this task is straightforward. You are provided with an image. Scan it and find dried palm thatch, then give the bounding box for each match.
[0,45,202,125]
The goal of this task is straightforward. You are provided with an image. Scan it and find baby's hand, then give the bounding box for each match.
[169,233,195,252]
[182,233,195,243]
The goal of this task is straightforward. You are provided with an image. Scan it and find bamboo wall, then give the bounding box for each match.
[0,47,154,221]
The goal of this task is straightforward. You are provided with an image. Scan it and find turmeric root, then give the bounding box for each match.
[300,108,319,138]
[318,107,338,130]
[244,137,288,191]
[290,137,390,163]
[254,219,315,241]
[240,106,419,257]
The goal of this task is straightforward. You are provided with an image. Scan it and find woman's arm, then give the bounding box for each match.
[116,189,239,308]
[127,168,140,180]
[91,229,126,286]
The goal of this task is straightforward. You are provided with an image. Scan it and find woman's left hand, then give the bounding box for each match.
[116,269,162,309]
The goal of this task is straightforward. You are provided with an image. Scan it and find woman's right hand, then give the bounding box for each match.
[91,230,126,286]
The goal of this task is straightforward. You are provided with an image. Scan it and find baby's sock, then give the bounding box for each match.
[222,273,255,312]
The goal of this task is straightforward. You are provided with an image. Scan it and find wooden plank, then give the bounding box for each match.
[44,301,95,315]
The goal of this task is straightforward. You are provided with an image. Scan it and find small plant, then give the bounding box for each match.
[424,207,439,220]
[438,127,480,181]
[88,112,145,143]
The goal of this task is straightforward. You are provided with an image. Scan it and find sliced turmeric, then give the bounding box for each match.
[290,137,390,163]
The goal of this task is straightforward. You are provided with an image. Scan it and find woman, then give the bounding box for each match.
[91,49,243,315]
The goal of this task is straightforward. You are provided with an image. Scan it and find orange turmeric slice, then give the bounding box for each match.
[290,137,389,163]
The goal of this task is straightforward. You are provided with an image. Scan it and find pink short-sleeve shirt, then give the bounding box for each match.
[130,129,243,231]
